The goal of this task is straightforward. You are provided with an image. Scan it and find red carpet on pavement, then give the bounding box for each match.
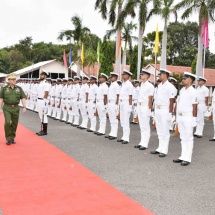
[0,115,153,215]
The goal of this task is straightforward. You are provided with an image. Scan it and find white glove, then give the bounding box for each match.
[192,117,197,127]
[167,113,172,122]
[147,109,152,117]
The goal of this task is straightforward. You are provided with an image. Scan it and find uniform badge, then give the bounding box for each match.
[15,88,20,93]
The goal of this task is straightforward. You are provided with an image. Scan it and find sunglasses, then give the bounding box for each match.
[8,79,16,80]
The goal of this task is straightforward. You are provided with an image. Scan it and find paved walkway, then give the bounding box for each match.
[19,110,215,215]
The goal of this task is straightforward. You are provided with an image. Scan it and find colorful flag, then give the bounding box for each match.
[97,41,100,63]
[81,43,84,64]
[116,33,122,59]
[69,47,72,64]
[202,19,209,48]
[63,49,67,67]
[154,24,159,54]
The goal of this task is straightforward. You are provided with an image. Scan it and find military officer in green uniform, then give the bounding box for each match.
[0,73,27,145]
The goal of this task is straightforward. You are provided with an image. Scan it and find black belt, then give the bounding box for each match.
[5,104,18,108]
[38,98,43,100]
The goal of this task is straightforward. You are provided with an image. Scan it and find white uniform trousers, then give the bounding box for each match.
[34,96,38,112]
[178,115,194,163]
[132,100,138,122]
[79,101,89,128]
[47,97,55,116]
[155,108,171,154]
[107,102,118,138]
[29,95,35,110]
[52,98,60,118]
[137,105,151,148]
[37,99,48,124]
[120,100,131,142]
[96,101,107,134]
[61,98,67,121]
[88,101,97,131]
[67,99,74,124]
[195,103,206,136]
[71,98,80,125]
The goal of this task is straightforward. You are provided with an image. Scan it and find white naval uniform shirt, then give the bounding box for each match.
[37,80,50,98]
[177,86,198,113]
[66,85,73,99]
[88,84,98,101]
[97,82,108,101]
[132,86,140,101]
[196,85,209,103]
[119,80,133,100]
[55,84,63,98]
[61,85,68,99]
[71,84,80,99]
[155,80,175,106]
[138,81,154,103]
[49,85,56,97]
[108,81,120,101]
[79,83,89,101]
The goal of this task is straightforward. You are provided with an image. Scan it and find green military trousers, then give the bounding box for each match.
[3,105,20,140]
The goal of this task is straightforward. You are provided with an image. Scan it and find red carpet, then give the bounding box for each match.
[0,115,153,215]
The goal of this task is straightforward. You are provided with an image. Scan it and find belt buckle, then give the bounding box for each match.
[11,105,15,108]
[157,105,160,109]
[179,113,182,116]
[139,102,141,106]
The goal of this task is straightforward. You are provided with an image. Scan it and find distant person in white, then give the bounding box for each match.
[194,77,209,138]
[173,72,198,166]
[36,70,50,136]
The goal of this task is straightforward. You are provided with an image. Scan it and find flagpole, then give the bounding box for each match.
[154,54,157,85]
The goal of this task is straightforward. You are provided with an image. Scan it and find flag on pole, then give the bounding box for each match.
[202,19,209,48]
[97,41,100,63]
[63,49,67,67]
[69,47,72,64]
[116,33,122,59]
[154,24,159,54]
[81,43,84,64]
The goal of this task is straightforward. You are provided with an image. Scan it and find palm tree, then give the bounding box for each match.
[148,0,177,69]
[105,21,137,71]
[95,0,124,75]
[117,0,151,79]
[58,15,90,75]
[175,0,215,77]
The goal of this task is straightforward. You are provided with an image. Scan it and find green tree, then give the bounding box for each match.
[149,0,177,69]
[0,49,11,73]
[95,0,124,74]
[175,0,215,77]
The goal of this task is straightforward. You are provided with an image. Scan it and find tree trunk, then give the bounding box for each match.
[115,4,122,77]
[196,32,203,78]
[160,22,167,69]
[137,25,143,79]
[122,49,127,71]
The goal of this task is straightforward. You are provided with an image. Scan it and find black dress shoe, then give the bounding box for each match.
[139,146,147,150]
[122,141,129,144]
[173,159,183,163]
[151,151,159,154]
[87,129,94,132]
[79,127,86,130]
[6,140,11,145]
[36,131,42,135]
[181,161,190,166]
[130,122,135,124]
[97,133,105,136]
[193,134,197,137]
[109,136,116,140]
[209,138,215,141]
[117,139,123,142]
[134,145,141,148]
[196,135,203,138]
[94,131,99,134]
[159,153,166,157]
[37,131,47,136]
[65,122,70,124]
[72,124,78,127]
[11,140,16,144]
[105,135,110,138]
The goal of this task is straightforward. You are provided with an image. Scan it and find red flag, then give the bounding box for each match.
[116,33,122,59]
[63,49,68,67]
[202,19,209,48]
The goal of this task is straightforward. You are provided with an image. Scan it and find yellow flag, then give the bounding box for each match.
[154,24,159,54]
[81,43,84,64]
